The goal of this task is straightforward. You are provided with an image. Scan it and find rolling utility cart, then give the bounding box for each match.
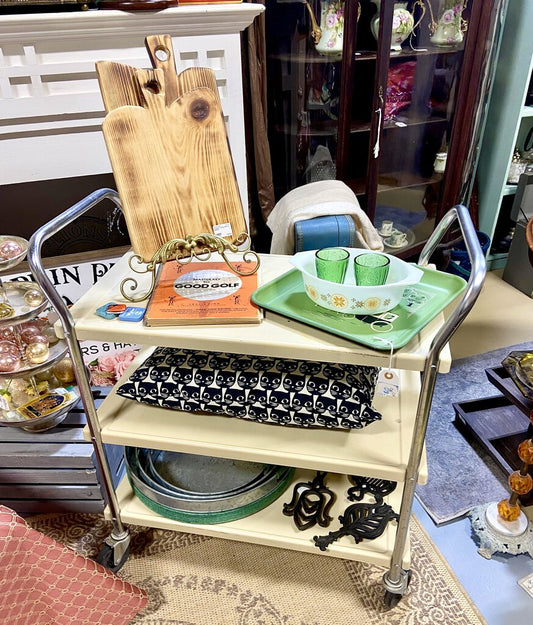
[28,191,485,607]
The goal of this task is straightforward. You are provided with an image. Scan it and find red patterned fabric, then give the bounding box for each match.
[0,505,147,625]
[384,60,417,122]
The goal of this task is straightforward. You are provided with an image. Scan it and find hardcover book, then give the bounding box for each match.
[144,260,262,326]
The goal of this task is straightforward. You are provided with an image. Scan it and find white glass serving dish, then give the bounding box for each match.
[290,249,424,315]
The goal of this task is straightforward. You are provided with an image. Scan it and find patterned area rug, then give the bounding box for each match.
[28,512,486,625]
[416,341,533,525]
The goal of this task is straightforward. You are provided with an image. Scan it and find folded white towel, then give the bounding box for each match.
[267,180,384,254]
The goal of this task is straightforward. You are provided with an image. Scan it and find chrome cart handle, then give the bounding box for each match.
[27,188,121,330]
[27,189,128,546]
[386,206,487,589]
[418,204,486,365]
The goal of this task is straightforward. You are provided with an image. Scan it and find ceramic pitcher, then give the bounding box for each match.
[371,1,416,51]
[315,1,346,60]
[430,0,467,47]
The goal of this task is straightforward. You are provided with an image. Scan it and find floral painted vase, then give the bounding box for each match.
[371,1,416,51]
[315,1,345,60]
[430,0,467,47]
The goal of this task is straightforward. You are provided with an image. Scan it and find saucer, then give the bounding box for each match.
[384,235,409,249]
[382,226,415,249]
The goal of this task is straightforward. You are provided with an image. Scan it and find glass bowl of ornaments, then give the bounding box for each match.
[0,236,28,272]
[0,318,80,432]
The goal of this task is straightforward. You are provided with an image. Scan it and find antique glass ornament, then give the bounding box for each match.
[0,340,20,356]
[0,239,23,260]
[27,333,49,347]
[25,342,50,365]
[518,439,533,465]
[20,325,43,344]
[42,325,59,345]
[0,302,14,319]
[23,288,45,307]
[0,325,15,341]
[53,357,76,385]
[0,352,22,373]
[508,471,533,495]
[496,498,521,522]
[495,433,533,528]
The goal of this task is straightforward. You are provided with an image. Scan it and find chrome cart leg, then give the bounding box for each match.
[382,205,486,606]
[27,188,131,571]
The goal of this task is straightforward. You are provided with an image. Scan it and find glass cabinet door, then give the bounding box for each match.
[265,0,345,195]
[265,0,504,256]
[357,0,472,255]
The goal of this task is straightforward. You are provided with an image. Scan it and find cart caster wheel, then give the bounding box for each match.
[384,590,403,609]
[383,569,411,609]
[95,543,130,573]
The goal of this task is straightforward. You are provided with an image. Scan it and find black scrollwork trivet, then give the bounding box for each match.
[313,500,399,551]
[347,475,397,502]
[283,471,336,530]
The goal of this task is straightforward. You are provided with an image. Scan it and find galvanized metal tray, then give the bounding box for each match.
[144,449,277,499]
[125,447,294,523]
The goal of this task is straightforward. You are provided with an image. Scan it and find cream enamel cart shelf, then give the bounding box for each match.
[27,192,485,606]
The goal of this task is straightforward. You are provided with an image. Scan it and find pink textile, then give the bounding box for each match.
[384,60,417,122]
[0,505,147,625]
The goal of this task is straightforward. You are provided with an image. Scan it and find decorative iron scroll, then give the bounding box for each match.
[313,499,399,551]
[347,475,397,502]
[120,232,260,302]
[283,471,336,531]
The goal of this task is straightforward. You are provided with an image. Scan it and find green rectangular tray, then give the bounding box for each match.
[251,267,466,350]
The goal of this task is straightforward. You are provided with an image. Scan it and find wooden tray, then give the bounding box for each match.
[485,366,533,417]
[453,395,533,506]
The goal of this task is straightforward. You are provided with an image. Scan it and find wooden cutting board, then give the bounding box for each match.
[96,35,221,112]
[101,68,247,262]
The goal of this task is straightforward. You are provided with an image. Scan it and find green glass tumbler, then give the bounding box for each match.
[315,247,349,283]
[354,253,390,286]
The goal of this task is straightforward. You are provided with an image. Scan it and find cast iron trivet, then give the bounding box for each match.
[283,471,336,530]
[313,499,399,551]
[347,475,397,501]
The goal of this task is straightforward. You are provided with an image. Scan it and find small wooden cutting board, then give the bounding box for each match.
[101,68,247,262]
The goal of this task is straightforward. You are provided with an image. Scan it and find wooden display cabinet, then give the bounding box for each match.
[265,0,506,257]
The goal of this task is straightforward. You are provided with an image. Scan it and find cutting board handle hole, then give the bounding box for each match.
[144,79,161,95]
[154,47,170,62]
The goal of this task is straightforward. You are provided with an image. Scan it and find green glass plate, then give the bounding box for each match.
[251,267,466,350]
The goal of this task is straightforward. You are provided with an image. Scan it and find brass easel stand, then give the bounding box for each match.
[120,232,260,302]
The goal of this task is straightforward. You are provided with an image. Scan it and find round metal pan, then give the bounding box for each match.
[134,448,286,503]
[130,468,294,525]
[125,447,294,517]
[142,448,279,499]
[126,447,292,510]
